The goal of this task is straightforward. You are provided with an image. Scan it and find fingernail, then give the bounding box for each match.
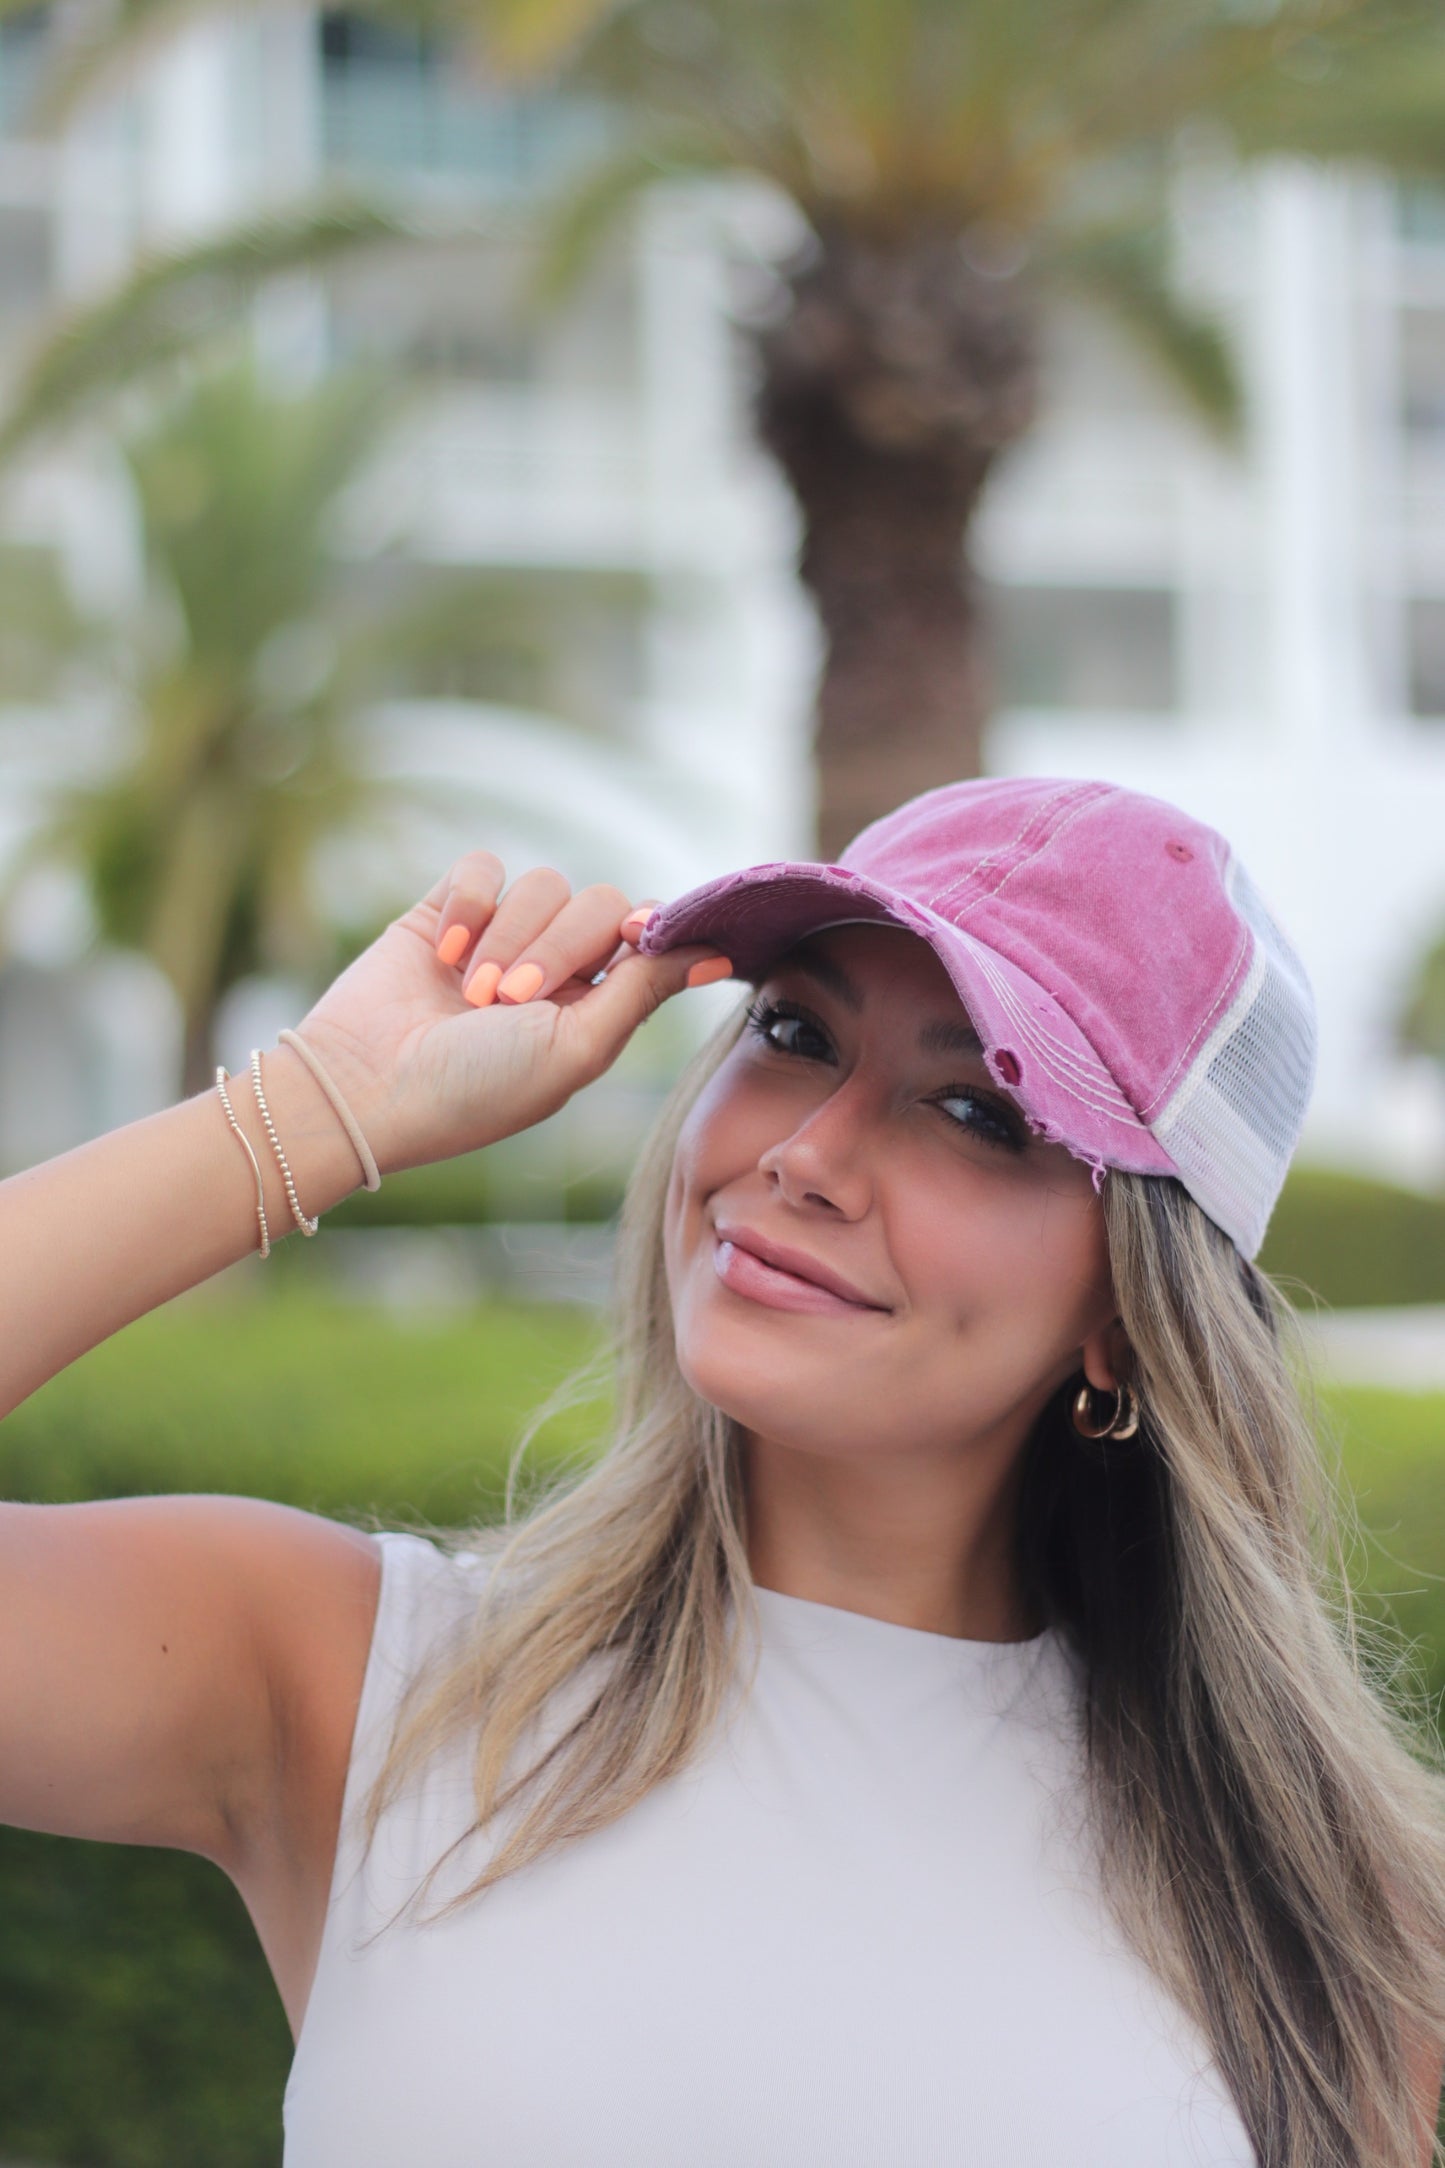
[437,924,469,968]
[464,960,503,1008]
[686,956,732,989]
[497,961,545,1005]
[621,907,652,932]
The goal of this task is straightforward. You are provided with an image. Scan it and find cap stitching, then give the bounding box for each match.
[1137,909,1253,1121]
[968,789,1112,919]
[956,938,1140,1119]
[925,781,1096,916]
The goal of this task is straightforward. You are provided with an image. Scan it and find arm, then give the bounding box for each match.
[0,1039,369,1421]
[0,850,722,1870]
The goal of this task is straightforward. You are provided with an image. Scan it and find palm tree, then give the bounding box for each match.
[481,0,1445,850]
[10,0,1445,849]
[0,353,609,1095]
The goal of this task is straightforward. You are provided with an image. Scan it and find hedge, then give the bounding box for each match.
[1,1294,1442,2165]
[1259,1165,1445,1309]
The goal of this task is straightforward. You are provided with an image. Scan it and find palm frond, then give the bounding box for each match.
[1038,215,1242,440]
[527,126,736,307]
[476,0,621,75]
[0,198,436,469]
[1221,25,1445,177]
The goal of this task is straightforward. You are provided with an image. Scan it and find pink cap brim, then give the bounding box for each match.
[641,863,1179,1184]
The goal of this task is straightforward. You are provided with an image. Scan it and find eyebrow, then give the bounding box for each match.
[782,947,986,1059]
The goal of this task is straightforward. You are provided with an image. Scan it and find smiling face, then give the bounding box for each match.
[663,923,1123,1481]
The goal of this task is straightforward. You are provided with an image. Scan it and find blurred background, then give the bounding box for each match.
[2,1,1445,2161]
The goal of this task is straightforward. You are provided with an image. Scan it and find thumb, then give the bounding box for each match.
[559,943,735,1078]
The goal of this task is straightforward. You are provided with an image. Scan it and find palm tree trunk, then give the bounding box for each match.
[752,224,1039,858]
[181,991,221,1101]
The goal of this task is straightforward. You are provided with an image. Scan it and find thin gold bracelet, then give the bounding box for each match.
[215,1068,272,1258]
[249,1047,319,1237]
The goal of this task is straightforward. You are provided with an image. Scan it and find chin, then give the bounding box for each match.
[672,1321,845,1451]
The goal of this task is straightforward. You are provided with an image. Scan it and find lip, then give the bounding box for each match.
[712,1223,890,1315]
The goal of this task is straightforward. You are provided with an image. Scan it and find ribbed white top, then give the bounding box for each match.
[284,1532,1255,2166]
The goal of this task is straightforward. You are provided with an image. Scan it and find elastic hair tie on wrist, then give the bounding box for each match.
[277,1027,383,1193]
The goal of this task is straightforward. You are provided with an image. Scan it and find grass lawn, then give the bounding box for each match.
[1,1289,1442,2167]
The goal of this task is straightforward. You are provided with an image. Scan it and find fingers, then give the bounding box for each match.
[618,903,658,947]
[427,865,728,1044]
[457,866,572,1006]
[429,851,506,969]
[483,881,637,1008]
[555,944,735,1081]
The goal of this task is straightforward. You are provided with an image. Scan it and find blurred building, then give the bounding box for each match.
[0,10,1442,1183]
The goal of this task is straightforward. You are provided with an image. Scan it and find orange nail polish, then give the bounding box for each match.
[621,907,652,932]
[464,960,503,1008]
[686,956,732,989]
[437,923,469,967]
[497,961,545,1005]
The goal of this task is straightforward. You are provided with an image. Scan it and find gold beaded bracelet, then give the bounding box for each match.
[249,1047,319,1237]
[214,1067,272,1258]
[215,1034,383,1256]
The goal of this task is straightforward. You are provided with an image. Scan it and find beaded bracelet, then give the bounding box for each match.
[249,1047,319,1237]
[214,1067,272,1258]
[215,1035,383,1256]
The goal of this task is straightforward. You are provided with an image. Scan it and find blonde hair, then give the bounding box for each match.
[366,1004,1445,2167]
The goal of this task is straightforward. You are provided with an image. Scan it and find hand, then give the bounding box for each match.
[284,852,731,1179]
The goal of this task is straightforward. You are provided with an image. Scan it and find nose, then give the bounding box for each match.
[757,1077,875,1218]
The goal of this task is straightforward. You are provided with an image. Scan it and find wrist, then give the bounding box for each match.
[228,1040,370,1238]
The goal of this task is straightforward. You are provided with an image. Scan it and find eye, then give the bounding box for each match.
[745,996,834,1062]
[931,1086,1024,1152]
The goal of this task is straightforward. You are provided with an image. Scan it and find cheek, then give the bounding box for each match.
[886,1165,1111,1353]
[663,1064,757,1304]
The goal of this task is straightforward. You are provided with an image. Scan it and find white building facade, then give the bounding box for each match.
[0,9,1442,1183]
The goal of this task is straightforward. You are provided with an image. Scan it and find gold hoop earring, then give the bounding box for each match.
[1070,1381,1141,1441]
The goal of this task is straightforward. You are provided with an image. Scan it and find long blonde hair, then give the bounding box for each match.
[366,1003,1445,2167]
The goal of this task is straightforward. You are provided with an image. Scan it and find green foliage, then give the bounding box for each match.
[1260,1165,1445,1311]
[0,201,422,468]
[322,1148,626,1228]
[0,1289,605,1523]
[0,1290,1442,2161]
[0,1833,291,2168]
[0,355,576,1096]
[1398,929,1445,1072]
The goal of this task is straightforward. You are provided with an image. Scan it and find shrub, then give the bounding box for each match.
[1260,1165,1445,1309]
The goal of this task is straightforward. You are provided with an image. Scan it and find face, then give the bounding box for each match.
[663,923,1122,1473]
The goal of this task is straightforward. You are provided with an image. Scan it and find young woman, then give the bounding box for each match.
[2,775,1443,2167]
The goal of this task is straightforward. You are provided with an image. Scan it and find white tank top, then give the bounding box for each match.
[284,1532,1257,2166]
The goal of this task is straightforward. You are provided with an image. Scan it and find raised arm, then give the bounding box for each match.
[0,852,725,2026]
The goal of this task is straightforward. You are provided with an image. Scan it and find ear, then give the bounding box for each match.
[1080,1317,1134,1396]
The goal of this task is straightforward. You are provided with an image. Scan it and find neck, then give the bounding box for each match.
[741,1427,1040,1642]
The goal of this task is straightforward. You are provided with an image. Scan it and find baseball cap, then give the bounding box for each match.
[639,776,1317,1259]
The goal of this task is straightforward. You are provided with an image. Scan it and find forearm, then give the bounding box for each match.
[0,1044,367,1419]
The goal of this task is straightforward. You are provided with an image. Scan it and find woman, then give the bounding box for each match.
[2,774,1443,2166]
